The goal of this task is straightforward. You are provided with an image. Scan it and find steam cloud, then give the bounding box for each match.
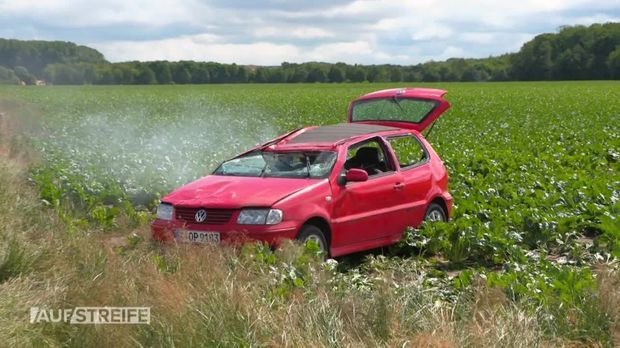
[32,96,278,207]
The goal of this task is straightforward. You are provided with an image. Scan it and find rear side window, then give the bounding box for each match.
[388,135,428,169]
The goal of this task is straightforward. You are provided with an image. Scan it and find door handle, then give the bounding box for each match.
[393,183,405,190]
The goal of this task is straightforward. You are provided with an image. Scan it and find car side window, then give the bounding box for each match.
[388,135,428,169]
[344,138,393,177]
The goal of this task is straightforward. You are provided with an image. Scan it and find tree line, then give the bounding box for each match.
[0,39,105,84]
[1,22,619,85]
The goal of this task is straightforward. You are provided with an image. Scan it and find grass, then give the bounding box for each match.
[0,82,618,346]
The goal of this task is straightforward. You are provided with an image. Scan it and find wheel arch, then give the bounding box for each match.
[428,196,449,221]
[299,216,332,247]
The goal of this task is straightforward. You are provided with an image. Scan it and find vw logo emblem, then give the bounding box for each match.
[194,209,207,223]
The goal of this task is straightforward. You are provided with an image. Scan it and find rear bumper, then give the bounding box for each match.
[150,219,299,246]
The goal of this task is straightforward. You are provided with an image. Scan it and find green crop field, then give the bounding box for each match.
[0,82,619,346]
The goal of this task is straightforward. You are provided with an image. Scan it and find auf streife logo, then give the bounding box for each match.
[30,307,150,324]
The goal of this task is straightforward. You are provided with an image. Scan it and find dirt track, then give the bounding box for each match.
[0,103,19,159]
[0,107,10,158]
[0,99,40,165]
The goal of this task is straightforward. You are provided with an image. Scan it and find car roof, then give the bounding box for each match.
[268,123,407,151]
[288,123,397,144]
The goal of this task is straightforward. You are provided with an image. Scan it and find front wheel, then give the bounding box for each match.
[297,225,328,256]
[424,203,447,222]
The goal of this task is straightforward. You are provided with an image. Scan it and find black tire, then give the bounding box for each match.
[424,203,447,222]
[297,225,328,256]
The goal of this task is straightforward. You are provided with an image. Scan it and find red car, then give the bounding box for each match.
[151,88,452,257]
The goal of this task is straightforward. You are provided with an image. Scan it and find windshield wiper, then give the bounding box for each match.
[391,96,406,116]
[259,163,268,177]
[304,154,311,178]
[258,151,269,177]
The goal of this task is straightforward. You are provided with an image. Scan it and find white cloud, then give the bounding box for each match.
[459,33,498,45]
[254,26,334,39]
[93,36,394,65]
[459,32,524,45]
[0,0,199,27]
[439,46,465,59]
[411,25,454,41]
[92,36,301,64]
[290,27,334,39]
[308,41,375,63]
[1,0,618,64]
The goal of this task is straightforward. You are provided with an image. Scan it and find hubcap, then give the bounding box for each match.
[426,209,445,222]
[305,234,325,253]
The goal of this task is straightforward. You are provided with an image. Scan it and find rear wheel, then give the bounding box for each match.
[297,225,328,256]
[424,203,447,222]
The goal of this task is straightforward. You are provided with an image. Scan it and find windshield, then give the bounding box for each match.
[351,98,438,123]
[213,151,337,178]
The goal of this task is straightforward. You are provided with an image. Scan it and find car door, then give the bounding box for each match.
[330,137,407,247]
[386,134,433,227]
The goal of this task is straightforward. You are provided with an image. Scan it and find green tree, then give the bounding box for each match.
[389,68,403,82]
[367,66,389,82]
[116,65,135,84]
[236,66,249,83]
[42,64,84,84]
[97,67,115,84]
[461,64,491,82]
[173,66,191,84]
[212,65,230,83]
[327,65,345,82]
[135,65,156,84]
[13,66,36,84]
[289,67,308,82]
[0,38,106,77]
[0,66,18,84]
[422,68,440,82]
[82,64,98,84]
[607,47,620,79]
[268,69,287,83]
[254,68,269,83]
[490,68,509,81]
[191,66,211,83]
[307,67,327,82]
[553,45,588,80]
[347,66,366,82]
[150,62,173,84]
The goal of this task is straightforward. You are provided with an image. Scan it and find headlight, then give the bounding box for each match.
[237,209,283,225]
[156,203,174,220]
[266,209,283,225]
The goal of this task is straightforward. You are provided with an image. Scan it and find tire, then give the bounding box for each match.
[297,225,328,256]
[424,203,447,222]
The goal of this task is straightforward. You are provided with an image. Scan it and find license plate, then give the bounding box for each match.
[175,230,220,244]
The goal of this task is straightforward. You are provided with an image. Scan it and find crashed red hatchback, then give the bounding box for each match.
[151,88,452,257]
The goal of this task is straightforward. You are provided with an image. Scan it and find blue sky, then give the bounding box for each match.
[0,0,618,65]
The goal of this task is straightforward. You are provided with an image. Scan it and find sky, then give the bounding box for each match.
[0,0,618,65]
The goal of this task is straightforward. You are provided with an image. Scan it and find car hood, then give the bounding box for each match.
[162,175,326,208]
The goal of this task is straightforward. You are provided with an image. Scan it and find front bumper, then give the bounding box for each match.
[150,219,299,246]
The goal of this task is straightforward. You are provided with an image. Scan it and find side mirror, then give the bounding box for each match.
[344,168,368,183]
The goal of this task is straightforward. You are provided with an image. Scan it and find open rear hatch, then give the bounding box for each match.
[347,88,450,132]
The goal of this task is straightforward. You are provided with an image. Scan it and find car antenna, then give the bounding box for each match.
[424,121,437,139]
